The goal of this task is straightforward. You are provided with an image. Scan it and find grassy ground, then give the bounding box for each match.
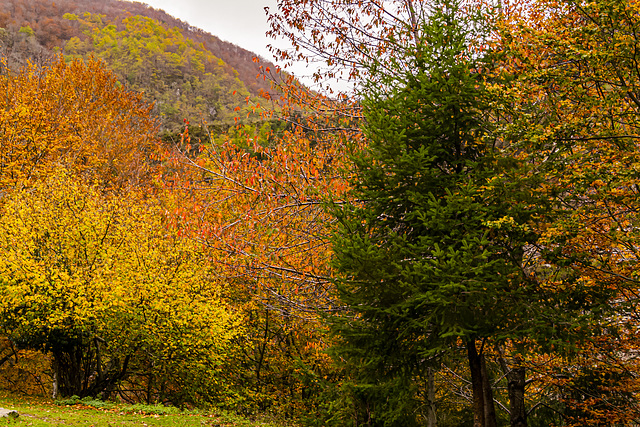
[0,393,292,426]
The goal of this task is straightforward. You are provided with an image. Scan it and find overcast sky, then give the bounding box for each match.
[141,0,279,61]
[139,0,348,91]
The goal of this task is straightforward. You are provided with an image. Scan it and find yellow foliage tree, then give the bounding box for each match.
[0,171,241,404]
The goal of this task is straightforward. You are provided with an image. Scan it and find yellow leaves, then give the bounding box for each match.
[482,215,530,232]
[0,170,241,380]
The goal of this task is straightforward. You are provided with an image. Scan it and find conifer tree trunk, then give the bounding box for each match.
[468,340,497,427]
[467,340,485,427]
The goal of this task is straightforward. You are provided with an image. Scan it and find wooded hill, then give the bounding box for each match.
[0,0,277,131]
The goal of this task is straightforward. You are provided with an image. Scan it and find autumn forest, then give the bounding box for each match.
[0,0,639,426]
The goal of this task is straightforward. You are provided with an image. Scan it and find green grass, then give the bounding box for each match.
[0,392,293,426]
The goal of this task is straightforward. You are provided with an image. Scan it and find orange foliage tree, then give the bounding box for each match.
[162,112,353,414]
[0,55,158,188]
[155,0,370,409]
[482,0,640,424]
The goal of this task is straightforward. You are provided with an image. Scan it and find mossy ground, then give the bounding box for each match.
[0,392,292,426]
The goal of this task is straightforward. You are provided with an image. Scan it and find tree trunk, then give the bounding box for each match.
[255,309,270,396]
[467,340,498,427]
[467,340,485,427]
[507,366,526,427]
[481,354,497,427]
[497,349,527,427]
[427,367,437,427]
[52,363,59,399]
[53,347,83,397]
[51,342,93,398]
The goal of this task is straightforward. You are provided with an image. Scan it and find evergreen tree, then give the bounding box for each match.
[327,1,610,425]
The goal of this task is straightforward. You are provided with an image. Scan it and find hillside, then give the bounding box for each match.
[0,0,277,131]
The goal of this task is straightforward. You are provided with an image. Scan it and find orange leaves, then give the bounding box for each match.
[163,118,352,316]
[497,0,640,288]
[0,56,158,189]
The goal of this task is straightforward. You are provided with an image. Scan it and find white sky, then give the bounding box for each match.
[140,0,349,92]
[141,0,280,62]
